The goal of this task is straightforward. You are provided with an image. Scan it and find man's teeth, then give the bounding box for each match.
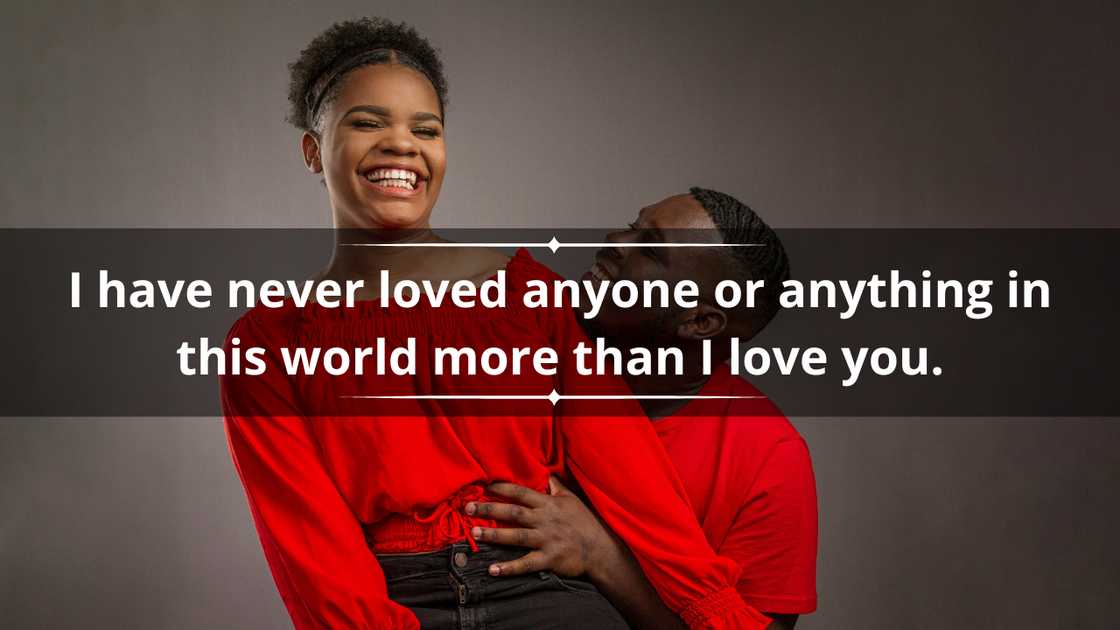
[365,168,419,190]
[589,263,607,281]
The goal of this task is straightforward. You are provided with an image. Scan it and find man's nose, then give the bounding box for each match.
[603,229,634,260]
[606,227,640,246]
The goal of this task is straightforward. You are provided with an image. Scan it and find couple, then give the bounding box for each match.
[221,17,816,630]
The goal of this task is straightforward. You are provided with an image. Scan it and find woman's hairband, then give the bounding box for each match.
[305,48,395,128]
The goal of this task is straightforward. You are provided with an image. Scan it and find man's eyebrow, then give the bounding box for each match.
[634,217,666,242]
[632,209,665,241]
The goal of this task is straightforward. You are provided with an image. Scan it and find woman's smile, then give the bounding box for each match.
[359,164,428,198]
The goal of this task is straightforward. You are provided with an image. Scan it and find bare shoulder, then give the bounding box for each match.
[452,246,513,283]
[474,246,514,268]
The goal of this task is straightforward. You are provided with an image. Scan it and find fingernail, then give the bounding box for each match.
[471,527,482,539]
[465,502,476,515]
[489,565,500,576]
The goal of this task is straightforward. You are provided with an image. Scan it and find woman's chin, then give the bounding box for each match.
[341,205,430,231]
[374,212,429,230]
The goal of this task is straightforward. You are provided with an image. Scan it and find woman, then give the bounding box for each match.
[221,17,770,630]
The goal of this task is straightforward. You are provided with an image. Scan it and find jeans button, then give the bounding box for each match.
[453,552,468,568]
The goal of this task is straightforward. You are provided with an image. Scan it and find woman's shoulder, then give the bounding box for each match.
[442,246,513,284]
[503,248,564,283]
[443,246,561,286]
[224,301,302,347]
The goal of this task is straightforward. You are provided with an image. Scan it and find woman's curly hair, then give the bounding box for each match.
[286,17,448,131]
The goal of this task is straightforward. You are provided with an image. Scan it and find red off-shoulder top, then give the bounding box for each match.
[220,248,770,629]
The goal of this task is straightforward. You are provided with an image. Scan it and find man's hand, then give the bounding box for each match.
[464,476,614,579]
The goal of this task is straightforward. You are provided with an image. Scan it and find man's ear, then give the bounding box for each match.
[301,131,323,174]
[675,304,728,341]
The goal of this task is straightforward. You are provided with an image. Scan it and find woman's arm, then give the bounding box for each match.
[534,292,771,630]
[559,403,771,630]
[221,314,418,630]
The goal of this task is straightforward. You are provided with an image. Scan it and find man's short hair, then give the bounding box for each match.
[689,186,790,335]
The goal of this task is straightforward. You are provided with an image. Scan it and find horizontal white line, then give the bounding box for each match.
[341,391,766,405]
[341,242,763,249]
[344,394,547,400]
[341,394,765,399]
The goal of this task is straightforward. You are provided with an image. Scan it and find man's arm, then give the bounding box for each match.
[468,478,787,630]
[717,439,818,624]
[466,478,686,630]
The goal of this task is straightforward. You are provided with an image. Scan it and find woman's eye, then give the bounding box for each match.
[413,127,440,138]
[353,120,382,129]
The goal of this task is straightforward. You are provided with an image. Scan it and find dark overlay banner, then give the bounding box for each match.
[1,229,1115,417]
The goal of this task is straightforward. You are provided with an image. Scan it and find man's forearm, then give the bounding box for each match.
[585,532,688,630]
[587,535,794,630]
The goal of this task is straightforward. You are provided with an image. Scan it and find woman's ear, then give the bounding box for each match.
[301,131,323,174]
[675,304,728,341]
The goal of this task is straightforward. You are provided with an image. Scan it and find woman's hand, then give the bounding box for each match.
[464,476,615,579]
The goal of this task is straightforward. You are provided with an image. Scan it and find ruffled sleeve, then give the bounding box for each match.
[518,254,771,630]
[220,310,419,630]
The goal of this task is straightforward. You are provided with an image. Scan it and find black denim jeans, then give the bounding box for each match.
[377,542,629,630]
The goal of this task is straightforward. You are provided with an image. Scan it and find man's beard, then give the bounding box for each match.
[580,306,678,349]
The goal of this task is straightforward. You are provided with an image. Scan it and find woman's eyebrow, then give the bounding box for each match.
[412,111,443,124]
[341,105,442,125]
[344,105,391,117]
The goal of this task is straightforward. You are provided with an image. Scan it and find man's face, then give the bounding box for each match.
[580,194,726,343]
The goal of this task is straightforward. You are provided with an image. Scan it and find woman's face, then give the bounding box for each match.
[304,63,446,230]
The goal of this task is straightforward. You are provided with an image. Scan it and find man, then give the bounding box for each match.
[464,188,818,629]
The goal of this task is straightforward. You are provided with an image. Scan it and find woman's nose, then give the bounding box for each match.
[378,126,418,156]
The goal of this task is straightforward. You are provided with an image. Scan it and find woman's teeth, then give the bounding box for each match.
[365,168,419,190]
[589,262,608,281]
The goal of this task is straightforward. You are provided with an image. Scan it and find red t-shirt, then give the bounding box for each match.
[655,363,818,615]
[221,249,769,630]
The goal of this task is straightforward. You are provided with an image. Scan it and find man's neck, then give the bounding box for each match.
[621,347,713,420]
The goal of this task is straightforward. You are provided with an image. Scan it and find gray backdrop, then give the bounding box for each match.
[1,1,1117,628]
